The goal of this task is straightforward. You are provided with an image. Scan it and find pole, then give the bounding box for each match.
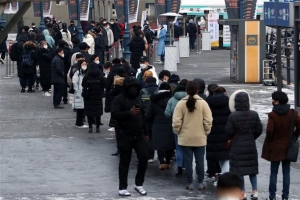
[276,27,282,91]
[165,0,171,45]
[97,1,100,21]
[122,0,131,59]
[1,13,6,27]
[183,14,186,36]
[294,21,300,107]
[39,1,45,32]
[239,0,243,19]
[108,1,111,20]
[103,0,106,19]
[284,29,291,85]
[3,52,10,79]
[77,0,83,42]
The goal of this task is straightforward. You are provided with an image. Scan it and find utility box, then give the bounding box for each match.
[219,19,266,83]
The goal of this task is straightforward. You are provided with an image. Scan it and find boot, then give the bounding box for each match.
[112,150,120,156]
[88,128,93,133]
[175,167,183,177]
[96,127,100,133]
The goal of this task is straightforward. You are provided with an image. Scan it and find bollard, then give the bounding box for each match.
[196,34,201,54]
[3,54,11,79]
[8,58,13,76]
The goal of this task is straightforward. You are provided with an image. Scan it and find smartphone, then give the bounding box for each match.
[135,104,140,109]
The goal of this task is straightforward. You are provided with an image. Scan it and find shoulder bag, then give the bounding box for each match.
[286,109,299,162]
[227,111,250,149]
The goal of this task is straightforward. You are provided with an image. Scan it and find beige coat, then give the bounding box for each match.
[172,95,213,147]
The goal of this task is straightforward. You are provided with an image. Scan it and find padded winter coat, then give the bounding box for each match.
[72,70,85,109]
[38,47,52,86]
[225,90,263,176]
[83,33,95,55]
[165,85,186,118]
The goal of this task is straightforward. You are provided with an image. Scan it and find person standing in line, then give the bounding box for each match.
[165,79,188,176]
[68,20,79,39]
[83,30,96,55]
[82,62,105,133]
[42,29,55,49]
[187,19,197,51]
[206,86,231,185]
[72,60,89,129]
[262,91,300,200]
[103,22,114,61]
[111,76,148,197]
[146,82,174,170]
[60,23,73,48]
[225,90,263,200]
[0,26,8,64]
[129,29,145,70]
[118,22,125,48]
[110,19,120,45]
[173,81,213,190]
[94,28,106,65]
[38,41,52,96]
[52,48,65,109]
[157,24,166,65]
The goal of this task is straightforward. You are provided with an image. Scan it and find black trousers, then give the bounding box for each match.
[53,83,64,106]
[118,134,148,190]
[41,84,51,92]
[21,73,35,89]
[207,159,221,177]
[76,109,84,126]
[99,51,105,65]
[1,52,5,60]
[63,79,68,103]
[157,150,173,165]
[147,132,154,160]
[105,46,110,62]
[87,116,100,128]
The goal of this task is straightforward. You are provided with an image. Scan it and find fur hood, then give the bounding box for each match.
[23,41,37,49]
[114,77,124,86]
[229,90,252,112]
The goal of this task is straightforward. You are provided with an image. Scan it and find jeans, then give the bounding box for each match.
[190,36,196,50]
[241,175,257,191]
[20,73,35,90]
[182,146,205,184]
[157,150,173,164]
[88,116,101,129]
[53,83,64,106]
[174,134,184,168]
[269,161,291,199]
[219,160,230,174]
[118,135,148,190]
[160,54,165,62]
[76,109,84,126]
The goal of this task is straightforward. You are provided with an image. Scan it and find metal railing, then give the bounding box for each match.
[3,52,16,79]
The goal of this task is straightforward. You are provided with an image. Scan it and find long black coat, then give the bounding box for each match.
[22,41,38,75]
[206,93,231,161]
[0,34,8,53]
[16,35,29,77]
[225,90,263,176]
[82,64,105,117]
[38,47,52,86]
[51,55,65,84]
[146,91,175,150]
[129,36,145,70]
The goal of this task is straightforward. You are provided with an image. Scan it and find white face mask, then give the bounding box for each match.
[110,21,114,24]
[95,60,100,64]
[43,45,48,49]
[140,64,147,69]
[218,197,240,200]
[61,54,65,58]
[81,65,87,70]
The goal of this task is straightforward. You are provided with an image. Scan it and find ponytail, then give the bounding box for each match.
[186,81,199,112]
[186,94,196,112]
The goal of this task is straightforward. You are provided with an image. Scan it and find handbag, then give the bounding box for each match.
[227,111,250,149]
[286,109,299,162]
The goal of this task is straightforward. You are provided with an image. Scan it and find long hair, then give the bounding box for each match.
[186,81,199,112]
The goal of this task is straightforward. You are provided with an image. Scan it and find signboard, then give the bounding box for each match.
[33,1,52,17]
[208,13,219,48]
[264,2,294,27]
[43,1,52,17]
[155,0,167,25]
[225,0,240,19]
[223,13,231,48]
[4,2,19,14]
[80,0,90,21]
[230,26,238,81]
[243,0,258,19]
[129,0,139,23]
[68,0,77,20]
[114,0,125,23]
[170,0,181,14]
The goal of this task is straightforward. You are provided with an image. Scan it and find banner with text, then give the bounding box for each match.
[68,0,77,20]
[155,0,167,25]
[80,0,90,21]
[223,13,231,48]
[225,0,239,19]
[170,0,181,14]
[33,1,52,17]
[208,13,219,48]
[114,0,125,23]
[243,0,258,19]
[4,2,19,14]
[129,0,139,23]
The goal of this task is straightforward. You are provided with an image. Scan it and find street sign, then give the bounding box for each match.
[264,2,294,27]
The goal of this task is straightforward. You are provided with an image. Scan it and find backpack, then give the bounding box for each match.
[141,88,152,113]
[9,42,19,61]
[22,50,33,68]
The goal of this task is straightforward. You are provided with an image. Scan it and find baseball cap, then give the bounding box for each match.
[139,56,149,62]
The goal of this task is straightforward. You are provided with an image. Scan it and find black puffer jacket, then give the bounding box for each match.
[194,78,207,100]
[52,55,65,84]
[38,47,52,86]
[82,63,105,117]
[206,93,231,161]
[16,34,29,77]
[129,36,145,70]
[146,91,174,150]
[225,90,263,176]
[0,34,8,53]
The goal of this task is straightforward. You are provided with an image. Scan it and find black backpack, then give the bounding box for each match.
[9,42,19,61]
[141,88,153,113]
[22,50,34,68]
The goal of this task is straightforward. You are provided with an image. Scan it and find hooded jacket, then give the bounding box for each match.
[60,29,72,48]
[168,74,180,92]
[146,90,174,150]
[193,78,207,100]
[83,33,96,54]
[42,29,55,48]
[225,90,263,176]
[21,41,38,74]
[262,104,300,161]
[111,76,148,136]
[165,85,186,118]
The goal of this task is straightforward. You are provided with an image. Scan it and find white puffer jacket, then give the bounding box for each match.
[83,34,95,55]
[60,29,72,48]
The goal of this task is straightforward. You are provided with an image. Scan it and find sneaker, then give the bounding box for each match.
[88,128,93,133]
[76,125,89,129]
[21,88,25,93]
[108,127,115,132]
[251,192,258,200]
[48,89,52,93]
[213,180,218,186]
[186,183,194,191]
[198,183,204,190]
[134,185,147,195]
[45,92,51,97]
[0,58,4,64]
[111,150,120,156]
[96,128,100,133]
[119,189,131,196]
[54,105,64,109]
[148,159,154,163]
[208,176,216,182]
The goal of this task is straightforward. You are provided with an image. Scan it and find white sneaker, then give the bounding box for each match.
[148,159,154,163]
[108,127,115,132]
[45,92,51,97]
[76,125,89,129]
[134,185,147,195]
[119,189,131,196]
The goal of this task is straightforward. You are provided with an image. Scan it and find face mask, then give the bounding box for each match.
[140,64,147,69]
[81,66,87,70]
[43,45,48,49]
[95,60,100,64]
[128,87,138,98]
[61,54,65,58]
[206,91,209,96]
[110,22,114,24]
[218,197,240,200]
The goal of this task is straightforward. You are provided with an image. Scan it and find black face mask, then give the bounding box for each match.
[128,87,138,98]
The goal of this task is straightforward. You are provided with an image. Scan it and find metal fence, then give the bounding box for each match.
[3,52,16,79]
